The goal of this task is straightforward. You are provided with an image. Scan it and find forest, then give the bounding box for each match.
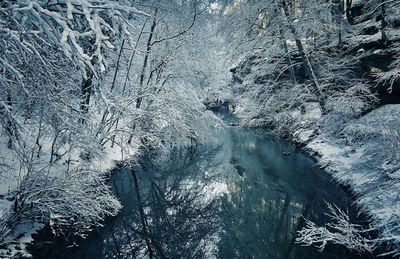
[0,0,400,258]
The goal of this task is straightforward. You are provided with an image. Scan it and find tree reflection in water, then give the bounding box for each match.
[29,115,371,259]
[105,146,223,258]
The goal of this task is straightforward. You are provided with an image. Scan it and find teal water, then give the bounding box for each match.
[29,108,372,259]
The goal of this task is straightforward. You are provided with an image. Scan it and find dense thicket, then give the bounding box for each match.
[223,0,400,256]
[0,0,224,251]
[1,0,400,257]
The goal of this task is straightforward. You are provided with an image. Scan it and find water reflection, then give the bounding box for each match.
[96,147,223,259]
[29,108,371,259]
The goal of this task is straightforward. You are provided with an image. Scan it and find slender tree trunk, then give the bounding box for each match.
[123,21,148,94]
[98,39,126,146]
[136,8,158,110]
[50,129,60,163]
[34,113,43,158]
[279,29,297,84]
[128,8,158,146]
[380,0,388,44]
[332,0,344,45]
[79,67,94,124]
[131,167,153,259]
[346,0,354,24]
[110,39,126,93]
[103,22,147,147]
[281,0,325,111]
[4,90,17,149]
[6,91,13,148]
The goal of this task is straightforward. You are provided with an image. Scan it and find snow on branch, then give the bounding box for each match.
[296,203,374,253]
[1,0,149,76]
[376,44,400,93]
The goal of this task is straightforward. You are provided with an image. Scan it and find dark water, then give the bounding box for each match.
[29,108,373,259]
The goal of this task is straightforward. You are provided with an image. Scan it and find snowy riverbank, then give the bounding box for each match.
[284,104,400,255]
[0,136,138,258]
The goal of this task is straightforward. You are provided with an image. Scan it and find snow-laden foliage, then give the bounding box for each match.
[0,0,225,252]
[354,0,400,93]
[0,168,121,240]
[376,44,400,92]
[0,0,148,76]
[224,0,400,256]
[339,105,400,256]
[0,0,149,243]
[296,203,374,253]
[225,0,376,136]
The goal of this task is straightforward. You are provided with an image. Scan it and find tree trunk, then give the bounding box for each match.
[332,0,344,45]
[136,8,158,110]
[273,0,297,83]
[346,0,354,24]
[281,0,325,111]
[50,129,60,163]
[279,29,297,84]
[110,39,126,93]
[3,90,17,149]
[128,8,158,146]
[123,21,148,93]
[380,0,388,44]
[79,67,94,124]
[98,39,126,146]
[131,167,154,259]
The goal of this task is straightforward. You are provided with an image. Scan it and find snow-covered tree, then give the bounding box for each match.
[296,203,374,253]
[0,0,152,245]
[224,0,376,135]
[0,0,226,248]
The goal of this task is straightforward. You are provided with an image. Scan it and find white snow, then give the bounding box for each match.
[298,105,400,253]
[294,129,314,143]
[0,222,44,258]
[0,118,139,257]
[348,31,382,45]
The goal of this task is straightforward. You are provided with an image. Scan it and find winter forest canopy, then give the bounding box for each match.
[1,0,400,258]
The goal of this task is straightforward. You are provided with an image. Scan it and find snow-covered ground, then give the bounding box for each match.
[0,131,138,258]
[291,104,400,255]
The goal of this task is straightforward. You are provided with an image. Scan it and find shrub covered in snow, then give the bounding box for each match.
[0,168,121,240]
[296,203,374,254]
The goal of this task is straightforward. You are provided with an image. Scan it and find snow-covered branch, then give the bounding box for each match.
[1,0,148,76]
[296,203,374,253]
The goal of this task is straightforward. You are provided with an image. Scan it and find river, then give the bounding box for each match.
[28,107,372,258]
